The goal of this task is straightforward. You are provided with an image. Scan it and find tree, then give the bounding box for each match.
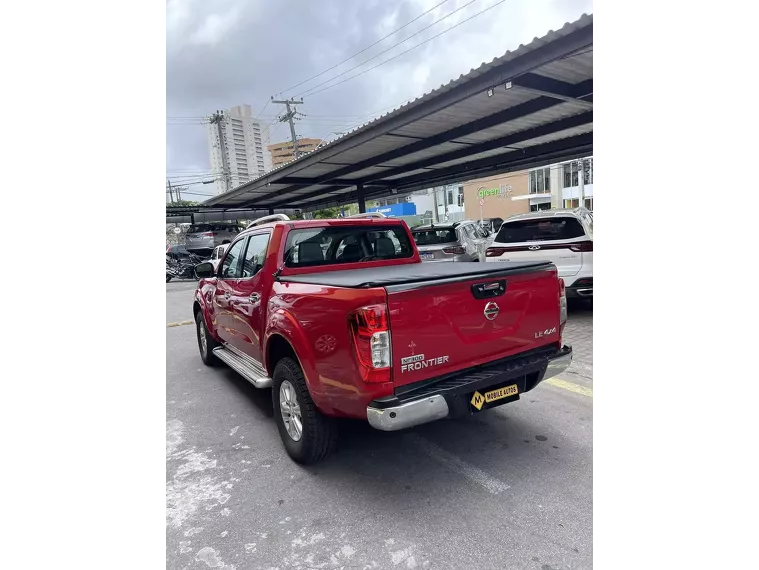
[313,207,339,219]
[167,200,200,207]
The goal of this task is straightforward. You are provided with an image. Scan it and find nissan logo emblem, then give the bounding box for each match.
[484,302,499,321]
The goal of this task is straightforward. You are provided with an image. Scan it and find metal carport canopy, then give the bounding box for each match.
[203,14,592,212]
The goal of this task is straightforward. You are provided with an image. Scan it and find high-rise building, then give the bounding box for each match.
[267,138,325,167]
[207,104,272,195]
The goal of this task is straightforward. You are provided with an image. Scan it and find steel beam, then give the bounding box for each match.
[298,97,565,186]
[510,74,593,106]
[357,184,366,213]
[386,133,593,190]
[289,134,593,209]
[363,111,592,183]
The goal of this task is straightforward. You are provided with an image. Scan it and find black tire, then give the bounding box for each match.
[195,310,219,366]
[166,274,173,283]
[272,357,338,464]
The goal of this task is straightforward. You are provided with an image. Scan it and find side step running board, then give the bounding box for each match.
[212,346,273,389]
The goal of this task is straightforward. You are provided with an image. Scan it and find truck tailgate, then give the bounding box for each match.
[387,266,561,387]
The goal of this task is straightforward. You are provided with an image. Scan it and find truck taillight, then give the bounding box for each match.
[349,304,391,383]
[442,246,466,255]
[559,278,567,334]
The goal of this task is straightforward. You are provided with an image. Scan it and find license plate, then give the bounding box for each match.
[420,253,434,260]
[470,384,518,410]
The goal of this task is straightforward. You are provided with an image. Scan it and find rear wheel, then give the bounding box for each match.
[272,357,338,464]
[195,311,219,366]
[166,275,173,283]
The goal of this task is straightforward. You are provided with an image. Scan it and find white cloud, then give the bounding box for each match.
[190,8,242,47]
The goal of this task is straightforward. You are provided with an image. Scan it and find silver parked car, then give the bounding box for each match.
[185,222,245,255]
[411,220,489,262]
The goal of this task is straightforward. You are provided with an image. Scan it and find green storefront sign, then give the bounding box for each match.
[478,184,512,199]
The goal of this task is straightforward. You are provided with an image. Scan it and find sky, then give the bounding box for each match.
[166,0,593,201]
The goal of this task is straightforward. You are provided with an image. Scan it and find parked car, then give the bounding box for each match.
[485,207,593,299]
[193,214,572,464]
[185,222,245,255]
[410,220,489,262]
[208,243,229,271]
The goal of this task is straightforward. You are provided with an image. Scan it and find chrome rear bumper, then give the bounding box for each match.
[367,346,572,431]
[367,395,450,431]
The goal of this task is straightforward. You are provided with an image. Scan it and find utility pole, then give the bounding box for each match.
[209,110,231,192]
[271,98,304,160]
[167,179,174,203]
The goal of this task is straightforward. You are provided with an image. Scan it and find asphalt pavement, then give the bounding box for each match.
[166,280,593,570]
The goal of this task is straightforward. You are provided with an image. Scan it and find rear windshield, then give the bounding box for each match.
[411,228,457,245]
[188,223,240,233]
[494,217,585,243]
[284,225,414,267]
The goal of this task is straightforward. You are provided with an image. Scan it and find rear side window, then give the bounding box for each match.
[412,229,457,245]
[284,225,413,268]
[495,217,586,243]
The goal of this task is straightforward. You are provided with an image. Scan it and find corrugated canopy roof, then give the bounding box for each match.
[204,13,592,212]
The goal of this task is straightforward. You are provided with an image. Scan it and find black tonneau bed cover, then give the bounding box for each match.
[278,261,554,290]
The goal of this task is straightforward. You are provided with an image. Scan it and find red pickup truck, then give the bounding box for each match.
[192,214,572,464]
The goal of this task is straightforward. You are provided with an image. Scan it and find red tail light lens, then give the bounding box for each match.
[569,240,593,252]
[442,246,466,255]
[203,232,218,237]
[486,247,507,257]
[349,304,391,383]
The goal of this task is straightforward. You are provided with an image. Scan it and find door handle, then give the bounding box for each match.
[249,293,260,303]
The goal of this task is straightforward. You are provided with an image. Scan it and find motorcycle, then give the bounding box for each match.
[166,252,205,282]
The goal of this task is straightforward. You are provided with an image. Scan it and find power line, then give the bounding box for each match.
[253,99,270,121]
[295,0,479,99]
[277,0,452,96]
[303,0,509,99]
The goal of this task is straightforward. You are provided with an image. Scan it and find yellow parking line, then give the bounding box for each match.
[545,377,593,398]
[167,320,194,328]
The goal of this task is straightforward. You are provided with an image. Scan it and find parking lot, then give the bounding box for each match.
[167,280,593,570]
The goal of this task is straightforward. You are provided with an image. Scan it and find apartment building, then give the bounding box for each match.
[206,104,272,195]
[267,138,325,167]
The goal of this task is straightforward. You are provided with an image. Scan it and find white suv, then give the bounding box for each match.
[485,208,593,299]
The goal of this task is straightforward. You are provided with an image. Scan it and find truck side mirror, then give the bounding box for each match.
[195,262,215,279]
